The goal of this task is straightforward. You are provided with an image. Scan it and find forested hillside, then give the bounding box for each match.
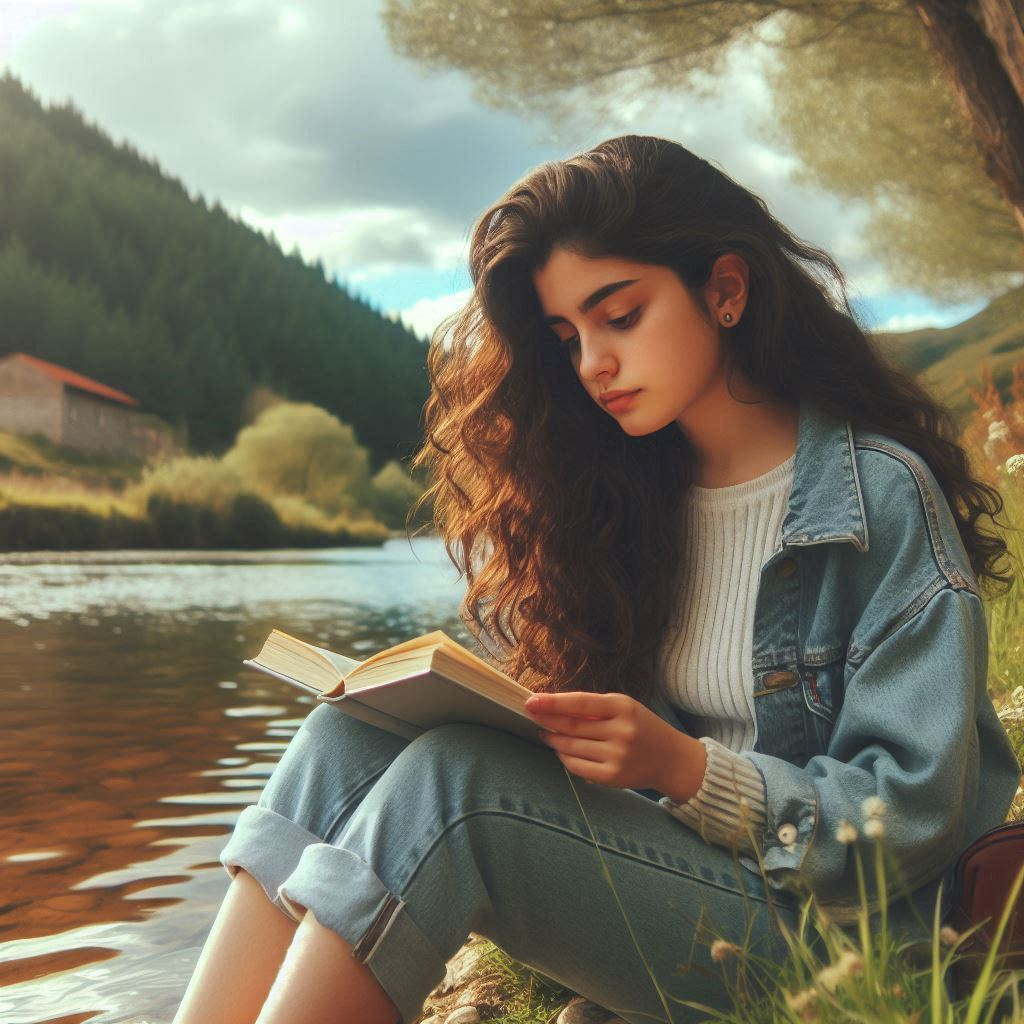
[0,71,429,463]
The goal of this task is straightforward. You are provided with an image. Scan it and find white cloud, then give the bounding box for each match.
[0,0,138,52]
[232,203,469,280]
[874,307,985,333]
[277,7,308,36]
[396,288,473,343]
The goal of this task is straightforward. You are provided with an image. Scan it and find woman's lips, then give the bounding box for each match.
[602,390,640,412]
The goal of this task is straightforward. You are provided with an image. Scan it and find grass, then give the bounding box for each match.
[0,429,145,486]
[433,787,1024,1024]
[0,471,140,518]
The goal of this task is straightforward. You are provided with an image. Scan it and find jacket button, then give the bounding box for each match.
[777,823,798,846]
[775,557,797,578]
[763,670,798,689]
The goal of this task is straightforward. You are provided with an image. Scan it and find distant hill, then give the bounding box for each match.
[0,71,429,464]
[871,284,1024,426]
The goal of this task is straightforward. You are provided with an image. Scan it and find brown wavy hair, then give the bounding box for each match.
[409,134,1016,702]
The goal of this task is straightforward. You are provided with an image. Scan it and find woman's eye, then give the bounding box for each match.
[608,307,641,329]
[551,306,639,347]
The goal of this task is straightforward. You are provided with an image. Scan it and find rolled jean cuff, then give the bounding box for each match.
[280,843,449,1024]
[219,804,323,921]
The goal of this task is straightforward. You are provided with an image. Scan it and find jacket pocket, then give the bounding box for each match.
[798,658,845,756]
[753,663,845,766]
[752,668,808,765]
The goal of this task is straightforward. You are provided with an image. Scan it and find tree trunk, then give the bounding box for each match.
[978,0,1024,107]
[914,0,1024,239]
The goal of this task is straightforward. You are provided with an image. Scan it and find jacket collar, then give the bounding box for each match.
[781,398,869,553]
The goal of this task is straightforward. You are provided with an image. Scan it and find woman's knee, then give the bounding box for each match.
[389,723,522,795]
[281,706,409,776]
[259,707,411,825]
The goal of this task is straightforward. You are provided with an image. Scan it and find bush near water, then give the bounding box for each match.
[0,401,429,549]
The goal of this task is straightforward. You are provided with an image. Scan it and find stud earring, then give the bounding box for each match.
[723,313,733,324]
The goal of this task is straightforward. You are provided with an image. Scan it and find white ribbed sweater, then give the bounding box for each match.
[657,453,796,852]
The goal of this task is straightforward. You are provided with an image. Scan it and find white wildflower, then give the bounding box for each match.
[861,796,887,819]
[940,925,962,947]
[710,939,741,962]
[983,409,997,422]
[815,963,843,994]
[863,817,885,840]
[838,949,864,977]
[816,950,864,993]
[836,820,858,845]
[1006,454,1024,479]
[1012,685,1024,705]
[783,986,819,1021]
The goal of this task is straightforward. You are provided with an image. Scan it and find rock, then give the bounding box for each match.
[444,1006,481,1024]
[437,935,490,994]
[556,994,628,1024]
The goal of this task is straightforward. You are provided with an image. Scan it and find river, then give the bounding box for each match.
[0,537,471,1024]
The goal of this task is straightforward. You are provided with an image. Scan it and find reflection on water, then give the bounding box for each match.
[0,538,469,1023]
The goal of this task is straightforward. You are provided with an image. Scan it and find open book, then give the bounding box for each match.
[244,629,545,746]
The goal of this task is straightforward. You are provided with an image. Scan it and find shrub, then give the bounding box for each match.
[222,402,372,517]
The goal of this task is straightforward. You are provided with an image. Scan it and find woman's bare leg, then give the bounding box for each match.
[172,868,298,1024]
[255,906,402,1024]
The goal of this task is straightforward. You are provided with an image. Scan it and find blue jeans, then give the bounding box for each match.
[220,704,816,1024]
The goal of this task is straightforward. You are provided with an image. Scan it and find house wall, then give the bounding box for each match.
[0,359,64,442]
[62,390,173,460]
[0,356,179,461]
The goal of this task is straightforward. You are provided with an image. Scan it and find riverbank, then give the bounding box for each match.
[0,494,391,550]
[0,403,438,552]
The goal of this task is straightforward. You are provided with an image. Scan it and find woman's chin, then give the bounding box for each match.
[618,417,663,438]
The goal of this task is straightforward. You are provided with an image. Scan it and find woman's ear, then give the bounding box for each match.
[704,253,749,323]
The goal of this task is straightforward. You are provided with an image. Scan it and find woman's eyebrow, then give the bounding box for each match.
[543,279,639,325]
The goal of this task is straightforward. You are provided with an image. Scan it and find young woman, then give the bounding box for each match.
[173,135,1020,1024]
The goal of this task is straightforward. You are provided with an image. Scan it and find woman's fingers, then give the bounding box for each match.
[530,711,611,735]
[542,732,607,764]
[524,692,619,719]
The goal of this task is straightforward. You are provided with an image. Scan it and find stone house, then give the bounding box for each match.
[0,352,177,461]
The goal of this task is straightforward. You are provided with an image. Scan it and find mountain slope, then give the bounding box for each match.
[0,71,428,463]
[871,283,1024,424]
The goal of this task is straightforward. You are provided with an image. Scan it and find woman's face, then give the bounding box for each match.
[531,247,739,438]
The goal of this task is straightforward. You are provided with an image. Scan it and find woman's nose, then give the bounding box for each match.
[576,333,617,383]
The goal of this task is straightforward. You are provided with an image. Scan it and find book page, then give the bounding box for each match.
[312,646,361,677]
[349,630,450,676]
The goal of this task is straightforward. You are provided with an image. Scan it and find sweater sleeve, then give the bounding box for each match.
[658,736,768,853]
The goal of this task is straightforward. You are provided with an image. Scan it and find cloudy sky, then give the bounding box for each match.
[0,0,998,341]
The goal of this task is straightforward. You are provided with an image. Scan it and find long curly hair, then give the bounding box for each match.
[409,135,1015,702]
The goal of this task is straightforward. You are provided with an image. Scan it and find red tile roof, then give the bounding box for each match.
[6,353,139,407]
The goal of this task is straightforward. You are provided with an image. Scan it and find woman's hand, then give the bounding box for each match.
[523,690,707,799]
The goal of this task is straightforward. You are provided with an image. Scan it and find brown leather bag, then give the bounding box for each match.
[950,821,1024,999]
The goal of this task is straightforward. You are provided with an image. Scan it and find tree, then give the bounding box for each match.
[763,5,1022,300]
[382,0,1024,292]
[221,402,373,517]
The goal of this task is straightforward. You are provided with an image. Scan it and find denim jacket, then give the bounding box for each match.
[647,398,1020,926]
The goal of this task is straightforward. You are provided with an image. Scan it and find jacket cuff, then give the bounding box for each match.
[659,737,767,853]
